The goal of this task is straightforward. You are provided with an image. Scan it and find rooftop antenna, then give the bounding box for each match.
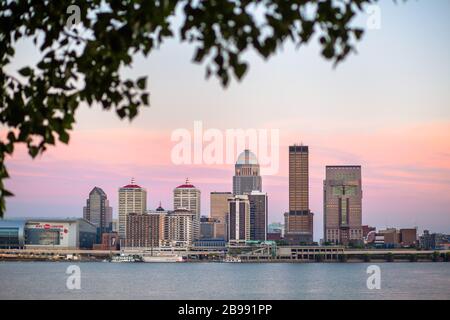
[131,177,135,185]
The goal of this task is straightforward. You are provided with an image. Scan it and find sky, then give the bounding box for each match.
[2,1,450,241]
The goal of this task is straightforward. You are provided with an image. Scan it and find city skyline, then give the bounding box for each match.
[1,0,450,305]
[4,141,450,242]
[2,1,450,241]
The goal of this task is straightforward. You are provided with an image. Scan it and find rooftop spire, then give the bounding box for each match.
[156,201,165,211]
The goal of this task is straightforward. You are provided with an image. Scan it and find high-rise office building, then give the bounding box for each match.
[173,179,201,219]
[210,191,233,240]
[83,187,113,240]
[118,179,147,239]
[323,166,363,245]
[125,212,165,248]
[284,145,314,244]
[248,191,268,241]
[233,149,262,195]
[163,208,200,247]
[227,195,250,243]
[289,145,309,211]
[112,219,119,233]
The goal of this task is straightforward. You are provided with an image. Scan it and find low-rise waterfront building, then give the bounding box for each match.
[192,238,227,250]
[93,232,120,250]
[362,225,376,238]
[267,232,282,241]
[373,227,418,248]
[0,218,96,249]
[419,230,450,250]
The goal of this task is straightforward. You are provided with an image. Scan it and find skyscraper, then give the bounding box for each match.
[83,187,112,240]
[323,166,363,245]
[173,179,201,219]
[163,208,200,246]
[210,191,233,240]
[118,178,147,239]
[227,195,250,243]
[125,212,165,248]
[248,191,268,241]
[284,145,314,244]
[233,149,262,195]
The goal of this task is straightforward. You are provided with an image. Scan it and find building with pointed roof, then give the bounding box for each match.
[83,186,112,241]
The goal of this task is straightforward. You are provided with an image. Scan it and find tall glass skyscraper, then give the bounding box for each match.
[248,191,268,241]
[83,187,113,241]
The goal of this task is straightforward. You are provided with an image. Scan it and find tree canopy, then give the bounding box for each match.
[0,0,379,217]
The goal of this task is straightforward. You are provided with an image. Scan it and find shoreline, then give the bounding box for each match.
[2,248,449,263]
[1,258,449,264]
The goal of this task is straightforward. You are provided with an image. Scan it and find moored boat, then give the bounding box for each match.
[142,254,184,263]
[110,254,141,263]
[223,256,242,263]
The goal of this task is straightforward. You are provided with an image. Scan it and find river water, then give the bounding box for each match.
[0,261,449,299]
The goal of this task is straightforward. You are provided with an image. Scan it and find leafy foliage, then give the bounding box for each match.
[0,0,378,217]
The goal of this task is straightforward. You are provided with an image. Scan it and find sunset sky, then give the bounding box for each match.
[3,1,450,241]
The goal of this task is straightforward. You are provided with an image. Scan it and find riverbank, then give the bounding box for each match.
[1,249,449,263]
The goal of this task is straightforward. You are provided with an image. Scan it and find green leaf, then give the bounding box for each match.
[141,93,149,106]
[59,131,70,144]
[2,189,14,197]
[18,67,32,77]
[234,62,248,80]
[137,77,146,90]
